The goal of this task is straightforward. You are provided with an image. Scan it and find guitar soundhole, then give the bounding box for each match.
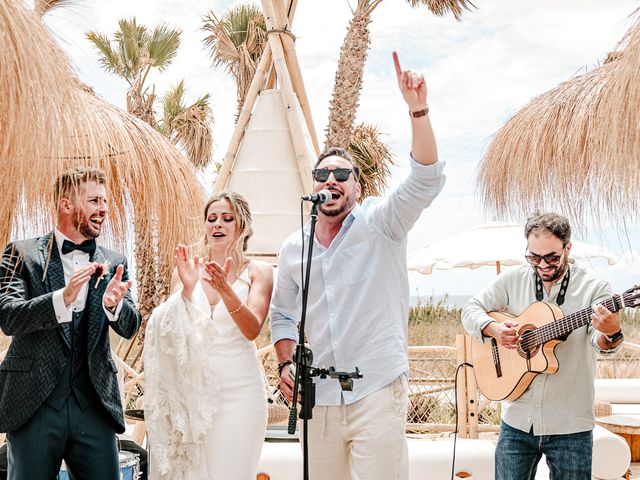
[517,325,539,359]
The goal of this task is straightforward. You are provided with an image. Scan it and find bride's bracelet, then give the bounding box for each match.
[227,303,244,315]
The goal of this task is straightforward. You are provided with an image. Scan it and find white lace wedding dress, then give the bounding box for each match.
[145,268,268,480]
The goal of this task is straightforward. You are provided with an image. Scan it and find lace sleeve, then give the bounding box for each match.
[144,283,220,479]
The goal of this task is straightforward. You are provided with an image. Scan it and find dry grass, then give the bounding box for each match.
[408,295,465,346]
[247,296,640,352]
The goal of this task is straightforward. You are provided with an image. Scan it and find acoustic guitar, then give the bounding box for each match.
[470,285,640,401]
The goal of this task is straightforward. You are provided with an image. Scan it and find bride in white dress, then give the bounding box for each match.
[145,192,273,480]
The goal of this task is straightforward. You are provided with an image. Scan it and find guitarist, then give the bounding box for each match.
[462,212,624,480]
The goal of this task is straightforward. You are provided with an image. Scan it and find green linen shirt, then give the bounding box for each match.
[462,263,619,435]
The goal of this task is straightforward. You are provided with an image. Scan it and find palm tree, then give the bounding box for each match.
[2,1,205,364]
[202,4,267,117]
[86,18,214,349]
[326,0,472,196]
[158,81,213,169]
[87,18,180,126]
[349,123,395,198]
[87,18,213,167]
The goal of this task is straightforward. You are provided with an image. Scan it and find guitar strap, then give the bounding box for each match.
[535,267,570,305]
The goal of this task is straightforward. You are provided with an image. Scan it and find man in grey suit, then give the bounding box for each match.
[0,167,141,479]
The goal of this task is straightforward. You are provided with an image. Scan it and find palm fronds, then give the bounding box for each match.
[348,123,395,199]
[404,0,475,20]
[88,17,213,169]
[87,18,181,88]
[159,81,213,169]
[147,23,182,71]
[202,4,267,115]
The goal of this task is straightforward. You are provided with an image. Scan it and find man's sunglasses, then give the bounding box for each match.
[312,168,353,182]
[524,249,565,266]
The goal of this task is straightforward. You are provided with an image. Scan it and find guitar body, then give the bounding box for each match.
[470,302,565,401]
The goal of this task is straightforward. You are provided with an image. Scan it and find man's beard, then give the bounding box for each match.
[537,258,569,283]
[319,195,356,217]
[74,213,100,239]
[319,203,346,217]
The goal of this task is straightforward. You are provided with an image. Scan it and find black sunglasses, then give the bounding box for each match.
[312,168,353,182]
[524,249,565,266]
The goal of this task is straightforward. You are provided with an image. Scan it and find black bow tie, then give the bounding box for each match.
[61,239,97,256]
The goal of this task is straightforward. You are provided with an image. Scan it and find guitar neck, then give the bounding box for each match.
[533,294,623,345]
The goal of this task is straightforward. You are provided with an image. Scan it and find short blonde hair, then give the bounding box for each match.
[54,167,106,205]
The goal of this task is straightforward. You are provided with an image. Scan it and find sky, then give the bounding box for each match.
[39,0,640,299]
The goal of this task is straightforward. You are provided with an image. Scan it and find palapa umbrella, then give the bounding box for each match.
[407,222,619,275]
[477,12,640,228]
[0,0,205,327]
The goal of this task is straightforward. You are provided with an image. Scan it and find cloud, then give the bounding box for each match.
[41,0,639,294]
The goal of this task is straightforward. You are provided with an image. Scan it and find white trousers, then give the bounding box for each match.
[304,374,409,480]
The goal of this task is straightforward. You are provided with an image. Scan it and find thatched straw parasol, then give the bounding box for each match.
[0,0,204,317]
[477,12,640,228]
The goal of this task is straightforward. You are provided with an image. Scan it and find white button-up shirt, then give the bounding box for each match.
[270,158,445,405]
[51,228,120,323]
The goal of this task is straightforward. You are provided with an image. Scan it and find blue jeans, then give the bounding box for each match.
[495,421,592,480]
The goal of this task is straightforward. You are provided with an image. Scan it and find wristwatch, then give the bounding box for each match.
[604,330,624,343]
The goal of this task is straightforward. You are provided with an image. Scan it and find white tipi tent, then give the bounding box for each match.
[214,0,319,259]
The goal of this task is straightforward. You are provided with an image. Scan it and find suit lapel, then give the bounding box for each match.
[40,234,72,348]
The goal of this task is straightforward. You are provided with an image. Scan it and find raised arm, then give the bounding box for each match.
[393,51,437,165]
[203,259,272,341]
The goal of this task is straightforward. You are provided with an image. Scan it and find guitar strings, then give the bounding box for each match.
[517,294,626,351]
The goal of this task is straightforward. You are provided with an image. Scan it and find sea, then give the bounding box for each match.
[409,294,471,310]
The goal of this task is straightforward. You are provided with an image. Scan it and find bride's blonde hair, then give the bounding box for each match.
[202,192,253,274]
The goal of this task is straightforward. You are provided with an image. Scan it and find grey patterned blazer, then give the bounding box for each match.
[0,233,141,433]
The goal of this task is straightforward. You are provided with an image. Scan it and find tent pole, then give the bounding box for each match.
[272,0,320,156]
[262,0,314,193]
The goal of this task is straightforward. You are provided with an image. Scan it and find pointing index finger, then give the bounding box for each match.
[392,51,402,77]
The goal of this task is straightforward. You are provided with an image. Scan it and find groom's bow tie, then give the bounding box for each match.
[61,239,97,256]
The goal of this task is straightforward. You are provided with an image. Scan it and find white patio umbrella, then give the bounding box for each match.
[408,222,619,275]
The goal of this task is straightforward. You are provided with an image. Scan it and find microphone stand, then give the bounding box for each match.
[287,201,319,480]
[287,199,362,480]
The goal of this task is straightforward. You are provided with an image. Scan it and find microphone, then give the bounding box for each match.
[301,189,332,205]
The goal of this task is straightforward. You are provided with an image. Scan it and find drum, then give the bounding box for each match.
[265,425,299,443]
[58,452,140,479]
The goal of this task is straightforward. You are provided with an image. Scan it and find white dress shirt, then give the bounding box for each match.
[270,157,446,406]
[51,228,120,323]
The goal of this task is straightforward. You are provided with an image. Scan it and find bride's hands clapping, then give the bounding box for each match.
[175,244,201,300]
[203,258,233,294]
